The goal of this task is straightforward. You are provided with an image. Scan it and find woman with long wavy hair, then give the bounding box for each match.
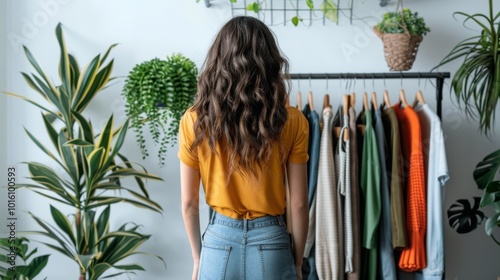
[178,16,309,280]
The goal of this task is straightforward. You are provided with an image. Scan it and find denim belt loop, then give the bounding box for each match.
[243,218,248,231]
[209,209,216,225]
[277,214,286,227]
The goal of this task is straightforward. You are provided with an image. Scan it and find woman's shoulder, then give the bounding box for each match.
[285,106,308,129]
[286,106,303,117]
[182,107,197,120]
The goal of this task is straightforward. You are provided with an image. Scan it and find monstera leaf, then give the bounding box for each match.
[448,197,486,234]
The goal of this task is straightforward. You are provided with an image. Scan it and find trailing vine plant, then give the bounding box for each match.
[197,0,339,26]
[122,54,198,165]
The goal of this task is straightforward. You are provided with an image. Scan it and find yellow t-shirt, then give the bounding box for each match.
[178,106,309,219]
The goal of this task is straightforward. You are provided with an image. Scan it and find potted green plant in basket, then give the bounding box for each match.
[374,3,430,71]
[433,0,500,245]
[122,54,198,166]
[3,23,165,279]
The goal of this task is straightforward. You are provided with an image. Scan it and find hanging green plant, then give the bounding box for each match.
[373,4,430,71]
[122,54,198,165]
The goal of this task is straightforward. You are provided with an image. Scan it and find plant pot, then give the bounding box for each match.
[374,27,423,71]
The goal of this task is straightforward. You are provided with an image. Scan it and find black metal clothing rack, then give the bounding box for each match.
[288,72,450,118]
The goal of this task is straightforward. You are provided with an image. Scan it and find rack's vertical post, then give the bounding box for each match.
[436,76,444,119]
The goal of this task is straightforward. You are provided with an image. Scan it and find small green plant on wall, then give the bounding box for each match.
[122,54,198,166]
[197,0,339,26]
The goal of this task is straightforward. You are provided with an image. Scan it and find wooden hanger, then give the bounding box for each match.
[323,94,330,109]
[350,92,356,108]
[371,91,378,109]
[297,91,302,109]
[308,90,314,111]
[399,89,409,108]
[342,94,350,141]
[384,90,392,108]
[363,92,370,111]
[343,94,349,115]
[334,94,350,141]
[412,89,426,107]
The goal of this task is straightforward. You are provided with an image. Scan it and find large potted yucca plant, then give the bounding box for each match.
[436,0,500,245]
[3,23,164,279]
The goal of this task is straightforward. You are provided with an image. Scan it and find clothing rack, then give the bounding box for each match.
[288,72,450,118]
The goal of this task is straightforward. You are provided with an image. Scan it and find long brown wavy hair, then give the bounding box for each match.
[190,16,290,179]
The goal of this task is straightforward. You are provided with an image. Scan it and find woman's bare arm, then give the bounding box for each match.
[287,162,309,279]
[180,162,201,280]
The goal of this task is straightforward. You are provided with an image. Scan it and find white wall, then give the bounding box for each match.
[1,0,499,279]
[0,0,7,237]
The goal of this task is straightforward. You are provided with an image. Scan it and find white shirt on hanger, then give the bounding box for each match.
[414,103,450,280]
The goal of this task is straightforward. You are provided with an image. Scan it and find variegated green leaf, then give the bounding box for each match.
[28,213,75,258]
[126,189,163,212]
[96,115,114,161]
[24,128,61,165]
[42,113,60,151]
[106,119,129,166]
[76,59,114,113]
[116,153,149,198]
[2,91,61,122]
[22,45,59,97]
[101,43,118,64]
[86,147,105,188]
[90,262,112,280]
[31,189,76,206]
[87,197,162,213]
[50,205,76,246]
[65,139,94,146]
[21,72,48,100]
[68,53,80,90]
[58,131,80,184]
[107,168,163,181]
[56,23,72,100]
[96,207,111,243]
[27,163,66,193]
[73,111,95,143]
[73,55,101,111]
[86,197,125,209]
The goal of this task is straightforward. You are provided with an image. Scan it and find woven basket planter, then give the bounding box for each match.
[374,27,423,71]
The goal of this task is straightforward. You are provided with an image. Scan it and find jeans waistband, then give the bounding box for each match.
[210,211,286,230]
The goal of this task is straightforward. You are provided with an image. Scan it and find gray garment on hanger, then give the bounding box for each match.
[373,107,397,280]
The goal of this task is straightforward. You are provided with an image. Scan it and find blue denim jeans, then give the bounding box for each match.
[198,211,298,280]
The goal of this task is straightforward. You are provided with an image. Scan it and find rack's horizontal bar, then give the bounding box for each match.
[288,72,450,80]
